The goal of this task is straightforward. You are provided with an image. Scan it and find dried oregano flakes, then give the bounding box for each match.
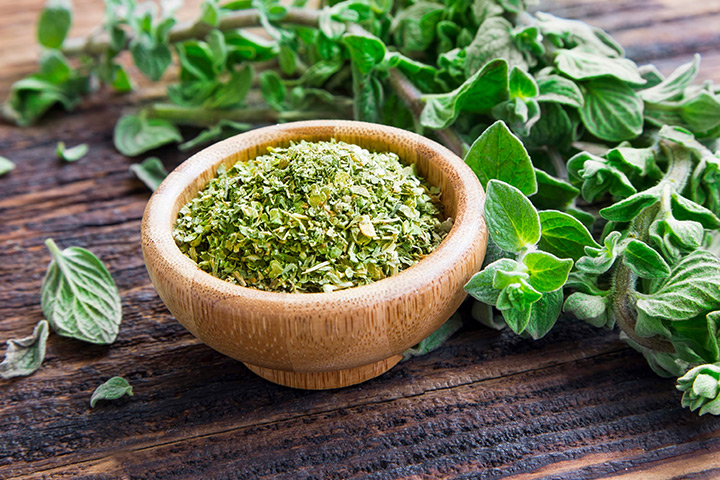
[173,139,452,293]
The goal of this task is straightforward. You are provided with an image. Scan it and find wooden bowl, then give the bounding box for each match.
[141,120,487,389]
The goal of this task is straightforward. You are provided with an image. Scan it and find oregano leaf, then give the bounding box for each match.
[41,239,122,345]
[129,157,168,192]
[113,114,182,156]
[90,376,134,408]
[538,210,599,262]
[484,180,541,253]
[0,320,50,380]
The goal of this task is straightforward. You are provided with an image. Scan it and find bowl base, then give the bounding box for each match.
[243,355,403,390]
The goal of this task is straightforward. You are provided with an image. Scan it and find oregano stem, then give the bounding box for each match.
[610,139,695,355]
[62,8,322,57]
[145,102,352,127]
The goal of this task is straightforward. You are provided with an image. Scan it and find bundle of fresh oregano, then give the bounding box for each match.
[3,0,720,415]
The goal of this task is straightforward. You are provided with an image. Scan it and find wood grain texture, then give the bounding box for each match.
[142,121,487,388]
[1,0,720,479]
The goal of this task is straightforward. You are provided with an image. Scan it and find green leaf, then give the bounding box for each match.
[671,192,720,229]
[525,289,563,340]
[0,156,16,176]
[564,292,610,328]
[534,12,623,58]
[567,151,637,203]
[259,70,286,110]
[599,186,661,222]
[580,78,644,142]
[130,35,172,82]
[199,0,220,26]
[37,0,72,49]
[555,48,645,85]
[113,114,182,156]
[523,103,575,151]
[531,169,579,211]
[622,239,670,279]
[538,210,599,261]
[464,120,537,195]
[203,65,254,109]
[390,1,443,51]
[485,180,541,253]
[465,17,528,75]
[640,55,699,103]
[536,74,583,108]
[343,33,386,75]
[576,231,621,275]
[677,364,720,415]
[501,304,532,335]
[129,157,168,192]
[90,376,134,408]
[636,251,720,321]
[55,142,88,162]
[41,239,122,345]
[0,320,50,380]
[465,258,518,305]
[402,313,463,360]
[420,59,509,129]
[509,67,537,99]
[522,251,573,292]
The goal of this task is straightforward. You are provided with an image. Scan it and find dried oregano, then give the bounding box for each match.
[173,140,451,293]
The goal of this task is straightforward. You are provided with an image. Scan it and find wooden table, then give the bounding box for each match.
[2,1,720,478]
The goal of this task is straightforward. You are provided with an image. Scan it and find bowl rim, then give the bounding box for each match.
[141,120,486,306]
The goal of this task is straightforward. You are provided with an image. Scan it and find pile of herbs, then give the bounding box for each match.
[173,139,449,292]
[3,0,720,416]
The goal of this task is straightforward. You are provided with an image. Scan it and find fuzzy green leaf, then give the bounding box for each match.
[464,120,537,195]
[0,320,50,380]
[56,142,88,162]
[37,0,72,49]
[622,239,670,279]
[538,210,599,261]
[129,157,169,192]
[465,258,518,305]
[636,251,720,322]
[113,114,182,156]
[41,239,122,345]
[485,180,541,253]
[581,78,644,142]
[90,376,134,408]
[0,156,16,176]
[522,251,573,292]
[525,289,563,340]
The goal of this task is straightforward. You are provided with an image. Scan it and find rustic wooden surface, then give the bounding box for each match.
[2,1,720,478]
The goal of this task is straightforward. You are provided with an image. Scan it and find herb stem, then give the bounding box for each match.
[62,8,321,57]
[145,102,352,127]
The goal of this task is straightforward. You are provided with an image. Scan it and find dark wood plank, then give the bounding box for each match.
[2,1,720,479]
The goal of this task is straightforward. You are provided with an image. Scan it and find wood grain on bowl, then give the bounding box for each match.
[141,120,488,389]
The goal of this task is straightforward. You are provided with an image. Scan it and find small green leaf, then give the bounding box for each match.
[538,210,599,261]
[525,289,563,340]
[464,120,537,195]
[129,157,168,192]
[567,151,637,203]
[623,239,670,279]
[564,292,610,328]
[0,156,16,176]
[403,313,463,360]
[113,114,182,157]
[485,180,541,253]
[421,59,509,129]
[56,142,88,162]
[465,258,518,305]
[640,55,699,104]
[0,320,50,380]
[178,120,251,151]
[677,364,720,415]
[131,38,172,81]
[41,238,122,345]
[90,376,134,408]
[500,303,532,335]
[465,17,528,74]
[599,186,661,222]
[343,33,386,75]
[522,251,573,292]
[508,67,537,99]
[576,231,621,275]
[531,169,580,211]
[37,0,72,49]
[536,74,583,107]
[555,48,645,85]
[581,78,644,142]
[636,251,720,322]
